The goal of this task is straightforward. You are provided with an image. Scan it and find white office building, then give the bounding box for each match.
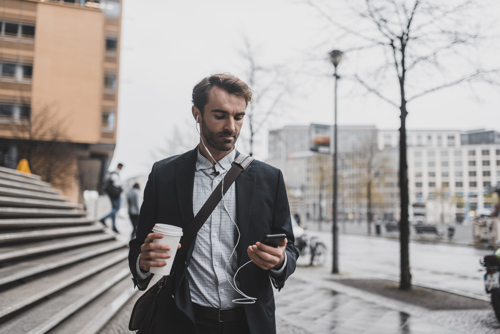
[268,126,500,225]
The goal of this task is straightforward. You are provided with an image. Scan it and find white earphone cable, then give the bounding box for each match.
[195,115,256,304]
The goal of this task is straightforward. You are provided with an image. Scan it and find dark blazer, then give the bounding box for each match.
[129,147,298,334]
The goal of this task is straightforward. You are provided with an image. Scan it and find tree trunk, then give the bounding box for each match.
[399,42,412,289]
[367,179,372,234]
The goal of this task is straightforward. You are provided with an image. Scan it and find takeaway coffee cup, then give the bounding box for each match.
[150,224,183,276]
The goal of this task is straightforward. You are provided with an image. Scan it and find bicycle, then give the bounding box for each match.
[295,233,327,266]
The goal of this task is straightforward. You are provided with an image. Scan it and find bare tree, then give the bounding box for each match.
[11,105,77,191]
[238,36,293,157]
[306,0,500,289]
[150,123,198,163]
[347,131,396,234]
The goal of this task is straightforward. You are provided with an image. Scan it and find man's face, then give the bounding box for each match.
[199,87,246,152]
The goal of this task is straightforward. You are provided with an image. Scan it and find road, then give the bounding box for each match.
[303,228,491,299]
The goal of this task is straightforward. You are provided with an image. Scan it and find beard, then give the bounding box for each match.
[201,116,239,152]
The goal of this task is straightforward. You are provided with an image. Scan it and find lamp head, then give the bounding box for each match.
[329,50,343,68]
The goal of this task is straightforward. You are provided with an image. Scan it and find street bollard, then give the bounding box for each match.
[375,224,381,235]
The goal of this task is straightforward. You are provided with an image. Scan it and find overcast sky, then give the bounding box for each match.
[113,0,500,180]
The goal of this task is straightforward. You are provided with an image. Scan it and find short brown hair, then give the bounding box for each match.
[192,73,252,113]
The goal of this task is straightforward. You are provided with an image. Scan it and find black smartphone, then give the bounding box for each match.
[259,234,286,247]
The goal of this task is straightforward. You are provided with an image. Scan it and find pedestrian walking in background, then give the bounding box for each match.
[127,182,141,239]
[100,163,124,233]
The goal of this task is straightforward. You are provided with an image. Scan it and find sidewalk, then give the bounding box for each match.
[274,259,499,334]
[96,199,496,333]
[303,220,476,247]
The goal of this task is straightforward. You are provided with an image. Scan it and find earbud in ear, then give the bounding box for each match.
[196,114,199,122]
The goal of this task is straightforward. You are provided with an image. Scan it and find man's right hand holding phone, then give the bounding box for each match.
[139,232,181,272]
[247,237,287,271]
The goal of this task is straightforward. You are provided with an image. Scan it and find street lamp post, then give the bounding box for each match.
[329,49,343,274]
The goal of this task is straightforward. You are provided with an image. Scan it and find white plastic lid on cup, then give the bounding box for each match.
[152,224,183,236]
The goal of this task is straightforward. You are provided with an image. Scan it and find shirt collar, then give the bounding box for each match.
[196,148,236,174]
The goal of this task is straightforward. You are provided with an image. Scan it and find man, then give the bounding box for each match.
[100,162,123,233]
[129,74,298,334]
[127,182,141,239]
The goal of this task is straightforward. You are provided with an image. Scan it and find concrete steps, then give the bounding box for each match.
[0,167,134,333]
[0,179,60,195]
[0,224,106,245]
[0,233,116,263]
[0,217,95,229]
[0,261,132,334]
[0,186,69,202]
[0,207,86,218]
[0,240,125,287]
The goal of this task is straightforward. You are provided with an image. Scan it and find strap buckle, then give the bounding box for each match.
[218,309,223,322]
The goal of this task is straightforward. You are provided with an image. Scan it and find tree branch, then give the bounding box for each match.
[408,69,500,101]
[354,74,398,107]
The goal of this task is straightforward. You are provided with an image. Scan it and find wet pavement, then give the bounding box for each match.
[301,225,491,299]
[275,262,500,334]
[96,198,500,333]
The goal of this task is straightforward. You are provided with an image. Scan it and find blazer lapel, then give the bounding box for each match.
[175,148,197,228]
[235,168,256,261]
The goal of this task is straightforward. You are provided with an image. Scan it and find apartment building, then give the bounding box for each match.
[269,125,500,225]
[378,129,500,223]
[0,0,122,202]
[267,124,399,224]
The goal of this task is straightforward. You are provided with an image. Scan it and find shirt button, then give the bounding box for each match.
[220,289,224,293]
[213,233,217,237]
[215,262,219,267]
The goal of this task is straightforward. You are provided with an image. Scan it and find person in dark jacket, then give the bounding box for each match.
[127,182,141,239]
[129,73,298,334]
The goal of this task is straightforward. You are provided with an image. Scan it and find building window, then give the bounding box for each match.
[428,161,435,167]
[442,172,449,177]
[106,37,118,52]
[454,161,462,167]
[415,162,422,168]
[469,182,477,187]
[427,151,435,157]
[429,182,436,187]
[428,172,435,177]
[496,149,500,155]
[102,109,115,131]
[442,182,449,188]
[0,103,30,121]
[497,160,500,166]
[414,151,422,157]
[415,182,422,188]
[484,181,491,188]
[0,62,33,80]
[441,161,448,167]
[483,171,490,177]
[427,135,432,144]
[455,171,463,177]
[455,182,463,187]
[482,150,490,156]
[0,63,16,77]
[469,171,476,177]
[497,170,500,177]
[415,172,422,177]
[1,21,35,38]
[468,161,476,166]
[482,160,490,166]
[21,24,35,38]
[468,150,476,156]
[104,74,116,91]
[440,151,448,157]
[454,150,462,157]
